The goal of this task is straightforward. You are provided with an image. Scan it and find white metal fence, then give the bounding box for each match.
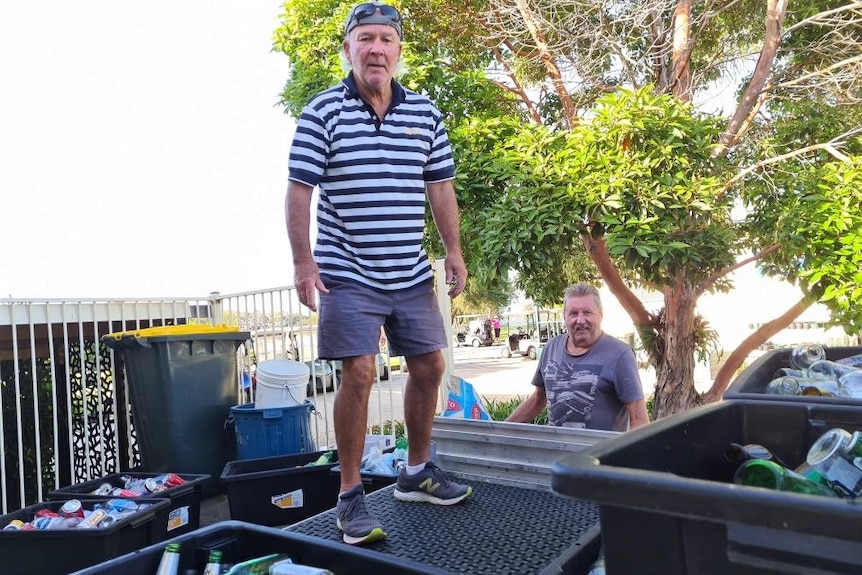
[0,271,453,514]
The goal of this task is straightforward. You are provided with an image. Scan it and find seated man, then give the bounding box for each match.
[506,284,650,431]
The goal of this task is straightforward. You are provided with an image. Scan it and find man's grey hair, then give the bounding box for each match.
[563,283,602,313]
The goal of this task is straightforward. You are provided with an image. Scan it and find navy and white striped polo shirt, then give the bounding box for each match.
[288,73,456,291]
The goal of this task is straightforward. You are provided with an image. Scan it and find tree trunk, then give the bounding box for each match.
[651,285,703,419]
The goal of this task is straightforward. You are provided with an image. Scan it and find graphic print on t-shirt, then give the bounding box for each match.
[544,361,600,428]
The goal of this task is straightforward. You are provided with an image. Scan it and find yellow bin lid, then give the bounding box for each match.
[105,324,242,341]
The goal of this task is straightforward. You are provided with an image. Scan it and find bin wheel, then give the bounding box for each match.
[528,347,537,360]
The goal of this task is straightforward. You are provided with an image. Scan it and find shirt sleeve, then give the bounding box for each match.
[288,106,329,188]
[613,346,644,403]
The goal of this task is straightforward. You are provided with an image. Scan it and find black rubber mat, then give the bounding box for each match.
[287,477,599,575]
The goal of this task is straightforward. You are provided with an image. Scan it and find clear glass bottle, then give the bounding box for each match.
[765,376,802,395]
[790,343,825,370]
[806,428,862,497]
[733,459,839,498]
[156,543,182,575]
[765,376,842,396]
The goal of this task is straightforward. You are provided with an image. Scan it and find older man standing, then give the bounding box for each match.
[285,1,472,545]
[507,284,650,431]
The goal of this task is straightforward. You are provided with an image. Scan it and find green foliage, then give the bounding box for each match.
[744,157,862,331]
[454,87,740,298]
[370,419,406,438]
[483,395,548,424]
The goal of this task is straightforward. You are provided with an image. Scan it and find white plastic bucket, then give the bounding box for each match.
[254,360,309,408]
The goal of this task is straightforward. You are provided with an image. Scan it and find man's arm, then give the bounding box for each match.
[285,180,328,311]
[426,179,467,298]
[506,386,548,423]
[625,398,650,429]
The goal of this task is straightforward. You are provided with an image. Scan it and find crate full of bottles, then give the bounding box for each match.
[725,344,862,405]
[552,399,862,575]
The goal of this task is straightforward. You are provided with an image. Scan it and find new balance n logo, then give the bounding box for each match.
[419,478,440,493]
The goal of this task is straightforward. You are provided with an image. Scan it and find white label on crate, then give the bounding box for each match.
[272,489,304,509]
[167,506,190,531]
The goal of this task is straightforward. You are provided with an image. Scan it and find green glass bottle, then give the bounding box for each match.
[156,543,182,575]
[724,442,788,468]
[203,550,223,575]
[733,459,839,498]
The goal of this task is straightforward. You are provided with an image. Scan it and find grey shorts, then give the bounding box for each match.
[317,276,448,359]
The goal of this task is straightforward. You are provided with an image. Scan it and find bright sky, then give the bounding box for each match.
[0,1,296,299]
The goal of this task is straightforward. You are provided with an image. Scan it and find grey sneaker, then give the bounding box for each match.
[394,462,473,505]
[336,485,387,545]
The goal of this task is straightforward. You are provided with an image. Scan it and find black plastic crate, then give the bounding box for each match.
[330,464,397,493]
[0,497,171,575]
[47,472,209,536]
[552,400,862,575]
[71,520,454,574]
[725,345,862,404]
[220,450,339,527]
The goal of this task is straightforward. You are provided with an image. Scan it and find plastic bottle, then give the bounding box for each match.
[222,554,286,575]
[838,371,862,398]
[156,543,182,575]
[789,343,825,370]
[732,459,839,498]
[304,451,333,467]
[724,443,788,468]
[586,549,606,575]
[806,359,858,381]
[806,428,862,497]
[835,352,862,367]
[268,559,334,574]
[771,367,806,379]
[202,550,223,575]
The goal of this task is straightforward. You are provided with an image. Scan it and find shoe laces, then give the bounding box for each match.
[425,462,453,487]
[339,489,368,520]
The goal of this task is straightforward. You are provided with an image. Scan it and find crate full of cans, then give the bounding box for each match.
[47,472,209,537]
[0,497,171,575]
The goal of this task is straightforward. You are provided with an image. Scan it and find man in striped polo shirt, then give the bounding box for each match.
[285,1,472,545]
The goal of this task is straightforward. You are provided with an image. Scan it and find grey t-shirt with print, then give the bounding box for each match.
[531,333,643,431]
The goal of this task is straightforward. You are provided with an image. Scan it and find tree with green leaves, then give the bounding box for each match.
[275,0,862,418]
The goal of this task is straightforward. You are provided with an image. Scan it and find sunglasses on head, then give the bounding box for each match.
[347,2,402,26]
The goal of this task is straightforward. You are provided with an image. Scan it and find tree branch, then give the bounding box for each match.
[722,141,853,193]
[581,233,652,326]
[698,243,780,296]
[715,0,789,156]
[703,296,814,401]
[513,0,578,128]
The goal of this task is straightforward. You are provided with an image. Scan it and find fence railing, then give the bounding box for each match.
[0,267,454,514]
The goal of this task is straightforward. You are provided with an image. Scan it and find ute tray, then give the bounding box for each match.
[286,476,599,575]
